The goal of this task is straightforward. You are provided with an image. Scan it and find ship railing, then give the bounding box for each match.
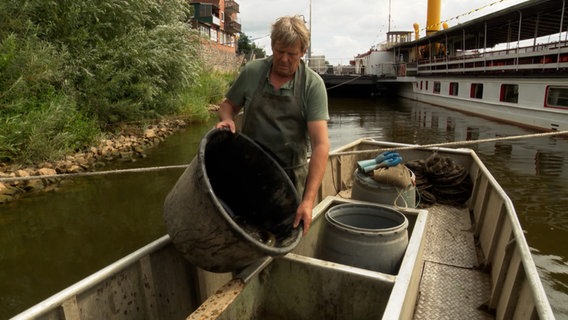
[413,41,568,75]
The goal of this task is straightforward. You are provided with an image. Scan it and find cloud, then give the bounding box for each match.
[237,0,529,65]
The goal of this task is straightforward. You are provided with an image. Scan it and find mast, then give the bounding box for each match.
[388,0,391,33]
[308,0,312,64]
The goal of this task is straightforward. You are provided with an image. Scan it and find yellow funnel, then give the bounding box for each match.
[426,0,441,36]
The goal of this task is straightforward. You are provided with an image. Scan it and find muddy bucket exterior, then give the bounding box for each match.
[163,129,302,273]
[319,203,409,274]
[352,169,416,208]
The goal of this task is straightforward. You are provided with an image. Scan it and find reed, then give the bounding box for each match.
[178,69,236,122]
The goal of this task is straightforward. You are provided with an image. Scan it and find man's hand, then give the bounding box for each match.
[216,99,239,133]
[294,200,313,235]
[215,119,237,133]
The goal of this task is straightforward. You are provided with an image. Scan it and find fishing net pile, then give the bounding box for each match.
[405,153,473,207]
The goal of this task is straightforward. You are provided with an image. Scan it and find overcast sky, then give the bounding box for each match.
[237,0,529,65]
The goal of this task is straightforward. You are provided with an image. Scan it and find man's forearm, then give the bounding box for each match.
[302,143,329,205]
[218,99,235,121]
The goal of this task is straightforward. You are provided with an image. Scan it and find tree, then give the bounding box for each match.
[237,32,266,60]
[237,33,252,55]
[253,45,267,59]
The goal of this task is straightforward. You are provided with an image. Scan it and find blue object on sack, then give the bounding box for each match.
[357,151,402,173]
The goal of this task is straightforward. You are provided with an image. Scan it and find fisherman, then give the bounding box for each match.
[215,15,329,235]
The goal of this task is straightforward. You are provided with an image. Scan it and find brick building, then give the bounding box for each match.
[189,0,241,53]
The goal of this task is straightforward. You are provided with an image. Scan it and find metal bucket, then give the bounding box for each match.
[163,129,302,273]
[319,203,409,274]
[352,169,416,208]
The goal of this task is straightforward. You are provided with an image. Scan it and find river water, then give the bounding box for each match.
[1,96,567,319]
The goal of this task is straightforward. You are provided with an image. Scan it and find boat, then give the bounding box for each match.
[345,0,568,132]
[11,136,555,319]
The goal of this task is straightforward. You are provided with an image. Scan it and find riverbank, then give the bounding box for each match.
[0,106,220,204]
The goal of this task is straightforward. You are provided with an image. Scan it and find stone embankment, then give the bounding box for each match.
[0,118,191,204]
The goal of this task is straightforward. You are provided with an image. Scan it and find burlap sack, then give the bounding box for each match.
[371,164,412,189]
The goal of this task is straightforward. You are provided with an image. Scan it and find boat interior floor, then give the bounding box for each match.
[413,205,492,319]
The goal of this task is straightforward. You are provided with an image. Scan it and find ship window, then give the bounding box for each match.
[449,82,459,96]
[470,83,483,99]
[420,81,423,90]
[545,86,568,108]
[433,81,441,94]
[426,81,429,91]
[500,84,518,103]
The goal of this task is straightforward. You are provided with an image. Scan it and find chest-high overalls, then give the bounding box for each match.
[241,59,309,198]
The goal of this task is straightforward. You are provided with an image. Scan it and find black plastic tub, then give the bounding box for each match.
[164,129,302,272]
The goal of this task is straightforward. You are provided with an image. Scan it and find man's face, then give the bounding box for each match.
[271,40,306,77]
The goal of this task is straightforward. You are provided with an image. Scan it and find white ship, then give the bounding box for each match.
[351,0,568,132]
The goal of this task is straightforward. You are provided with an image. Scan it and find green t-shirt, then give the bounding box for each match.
[225,57,329,122]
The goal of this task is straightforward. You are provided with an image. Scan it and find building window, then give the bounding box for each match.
[433,81,441,94]
[500,84,518,103]
[545,86,568,108]
[199,25,210,38]
[199,4,212,17]
[449,82,459,96]
[470,83,483,99]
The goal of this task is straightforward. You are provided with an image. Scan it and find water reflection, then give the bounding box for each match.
[535,152,564,176]
[494,142,513,160]
[532,254,568,317]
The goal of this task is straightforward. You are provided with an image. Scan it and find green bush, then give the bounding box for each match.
[0,0,209,164]
[0,29,100,163]
[0,33,67,114]
[38,0,202,125]
[1,0,202,124]
[70,25,202,125]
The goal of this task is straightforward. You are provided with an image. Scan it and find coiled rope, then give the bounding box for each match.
[406,153,473,207]
[0,130,567,183]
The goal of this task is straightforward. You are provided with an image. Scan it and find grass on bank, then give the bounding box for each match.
[0,68,235,165]
[178,69,235,122]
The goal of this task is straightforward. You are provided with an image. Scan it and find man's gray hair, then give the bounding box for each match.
[271,15,310,52]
